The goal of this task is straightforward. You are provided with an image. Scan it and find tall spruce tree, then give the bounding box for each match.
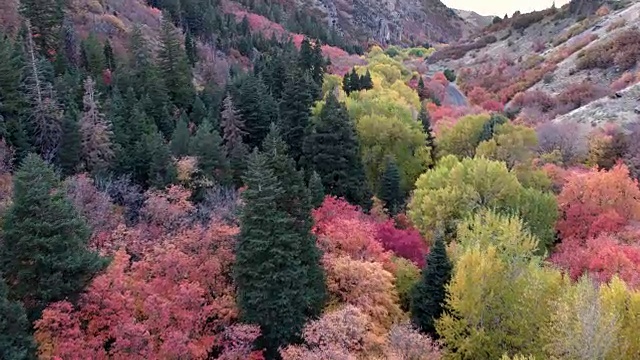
[0,277,36,360]
[220,93,248,186]
[419,104,436,167]
[410,233,452,336]
[170,113,190,157]
[0,154,106,321]
[361,69,373,90]
[103,39,116,71]
[302,91,372,209]
[417,76,426,101]
[184,30,197,67]
[145,130,177,189]
[278,67,314,163]
[158,16,195,109]
[235,150,319,357]
[80,32,105,79]
[19,0,64,58]
[56,103,82,176]
[229,74,278,150]
[378,156,403,215]
[190,96,207,126]
[189,120,230,185]
[308,170,325,208]
[479,113,508,143]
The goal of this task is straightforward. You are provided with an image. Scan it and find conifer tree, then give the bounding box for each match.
[184,30,197,67]
[171,113,190,157]
[103,39,116,71]
[379,156,403,215]
[0,277,36,360]
[361,69,373,90]
[190,120,229,185]
[81,32,105,79]
[190,96,207,126]
[417,76,426,101]
[348,68,360,92]
[229,74,278,150]
[419,104,436,167]
[278,67,314,162]
[56,103,81,176]
[19,0,64,58]
[342,71,352,95]
[220,93,248,185]
[79,77,114,173]
[0,154,106,321]
[158,16,195,109]
[235,150,320,357]
[22,25,63,161]
[479,113,508,143]
[411,233,452,336]
[146,130,177,189]
[308,170,325,208]
[303,92,372,209]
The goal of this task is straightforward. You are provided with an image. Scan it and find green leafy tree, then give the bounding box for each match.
[235,150,321,357]
[378,156,403,215]
[303,92,372,209]
[0,154,106,321]
[411,233,452,336]
[0,277,36,360]
[170,113,190,157]
[437,114,491,158]
[308,170,325,208]
[158,17,194,109]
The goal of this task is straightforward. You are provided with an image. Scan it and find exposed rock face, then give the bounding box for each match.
[298,0,476,44]
[568,0,605,15]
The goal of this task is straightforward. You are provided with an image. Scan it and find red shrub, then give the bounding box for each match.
[555,81,608,114]
[376,221,429,267]
[577,29,640,70]
[610,72,639,92]
[480,100,504,112]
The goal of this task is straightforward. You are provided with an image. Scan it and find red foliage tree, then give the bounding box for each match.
[556,164,640,240]
[376,221,429,267]
[34,222,263,359]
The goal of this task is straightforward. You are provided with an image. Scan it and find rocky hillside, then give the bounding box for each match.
[454,9,495,30]
[426,0,640,132]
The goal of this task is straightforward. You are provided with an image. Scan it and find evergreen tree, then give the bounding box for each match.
[141,94,174,140]
[278,67,314,163]
[348,68,360,92]
[229,74,278,150]
[189,120,229,185]
[184,30,197,67]
[103,39,116,71]
[189,96,207,126]
[411,233,452,336]
[158,16,195,109]
[81,32,105,79]
[361,69,373,90]
[145,130,177,189]
[0,154,106,321]
[479,113,508,143]
[308,170,325,208]
[379,156,403,215]
[220,93,248,185]
[302,92,372,209]
[19,0,64,58]
[417,76,426,101]
[56,103,82,176]
[235,150,320,357]
[342,71,352,95]
[298,37,314,73]
[171,113,190,157]
[419,104,436,167]
[0,277,36,360]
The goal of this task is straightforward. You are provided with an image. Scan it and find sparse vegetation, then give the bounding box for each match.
[577,29,640,71]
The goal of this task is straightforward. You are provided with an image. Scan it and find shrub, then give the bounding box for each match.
[577,29,640,71]
[511,11,545,30]
[607,18,627,32]
[555,81,609,113]
[611,72,639,92]
[443,69,456,82]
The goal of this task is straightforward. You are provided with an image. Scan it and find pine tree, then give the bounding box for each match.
[348,68,360,92]
[411,233,452,336]
[103,39,116,71]
[184,30,197,67]
[278,67,314,163]
[19,0,64,58]
[235,150,318,357]
[229,74,278,150]
[308,170,325,208]
[145,130,177,189]
[79,77,114,173]
[81,32,105,79]
[0,277,36,360]
[190,96,207,126]
[0,154,106,321]
[342,71,352,95]
[417,76,426,101]
[479,113,508,143]
[220,93,248,185]
[419,104,436,167]
[56,103,81,176]
[190,120,229,185]
[361,69,373,90]
[303,92,372,209]
[379,156,403,215]
[158,16,195,109]
[171,113,190,157]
